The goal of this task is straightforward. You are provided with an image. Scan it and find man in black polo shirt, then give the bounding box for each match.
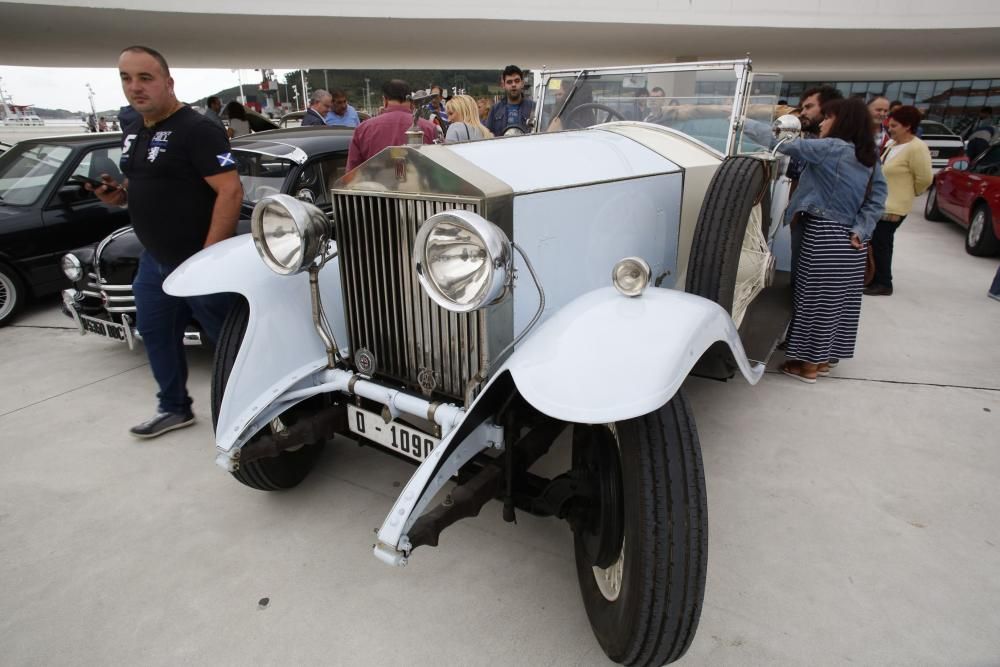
[92,45,243,439]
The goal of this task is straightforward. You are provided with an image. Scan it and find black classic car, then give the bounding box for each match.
[0,134,130,325]
[61,126,354,346]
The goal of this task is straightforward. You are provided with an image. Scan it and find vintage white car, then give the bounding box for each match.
[166,59,797,665]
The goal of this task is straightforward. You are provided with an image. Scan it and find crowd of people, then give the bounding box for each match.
[774,84,953,383]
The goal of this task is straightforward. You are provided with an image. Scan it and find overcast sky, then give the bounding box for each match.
[0,66,298,112]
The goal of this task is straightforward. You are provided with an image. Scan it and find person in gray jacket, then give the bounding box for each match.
[302,90,332,126]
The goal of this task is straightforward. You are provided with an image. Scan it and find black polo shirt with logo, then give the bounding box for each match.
[120,106,237,266]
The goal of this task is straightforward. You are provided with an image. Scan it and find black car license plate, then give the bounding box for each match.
[81,315,128,342]
[347,405,439,463]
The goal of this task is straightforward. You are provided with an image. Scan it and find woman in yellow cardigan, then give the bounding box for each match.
[865,105,933,296]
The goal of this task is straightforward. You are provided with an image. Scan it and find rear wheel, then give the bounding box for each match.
[965,205,1000,256]
[573,392,707,666]
[212,297,325,491]
[686,156,771,328]
[924,184,947,222]
[0,262,26,327]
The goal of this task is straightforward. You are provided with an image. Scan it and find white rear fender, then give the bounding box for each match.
[503,286,764,424]
[163,236,347,454]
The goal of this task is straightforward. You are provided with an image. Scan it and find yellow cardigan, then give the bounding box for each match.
[880,137,933,217]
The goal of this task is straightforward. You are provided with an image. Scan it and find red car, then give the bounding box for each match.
[925,140,1000,256]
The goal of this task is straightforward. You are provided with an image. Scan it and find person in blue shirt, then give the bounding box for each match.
[486,65,535,136]
[324,90,361,128]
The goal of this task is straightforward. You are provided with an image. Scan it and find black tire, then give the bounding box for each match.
[686,155,768,315]
[0,262,27,327]
[212,297,325,491]
[573,392,707,666]
[924,183,947,222]
[964,204,1000,257]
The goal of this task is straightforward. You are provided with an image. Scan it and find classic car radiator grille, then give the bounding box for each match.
[333,194,484,400]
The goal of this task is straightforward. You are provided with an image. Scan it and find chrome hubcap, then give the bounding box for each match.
[969,211,985,247]
[0,272,14,320]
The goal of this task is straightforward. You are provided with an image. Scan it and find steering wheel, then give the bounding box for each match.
[564,103,626,129]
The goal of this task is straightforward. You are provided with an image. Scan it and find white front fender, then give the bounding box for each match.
[163,235,347,454]
[503,286,765,424]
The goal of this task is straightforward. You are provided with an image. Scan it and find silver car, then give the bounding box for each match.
[165,59,796,666]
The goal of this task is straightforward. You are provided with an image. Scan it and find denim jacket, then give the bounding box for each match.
[778,137,887,241]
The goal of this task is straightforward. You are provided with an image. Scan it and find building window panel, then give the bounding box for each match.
[866,82,885,98]
[948,80,971,107]
[987,80,1000,107]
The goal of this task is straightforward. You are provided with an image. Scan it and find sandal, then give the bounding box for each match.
[817,362,831,377]
[781,361,817,384]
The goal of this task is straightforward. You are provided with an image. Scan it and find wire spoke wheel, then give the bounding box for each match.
[732,203,771,328]
[0,265,25,326]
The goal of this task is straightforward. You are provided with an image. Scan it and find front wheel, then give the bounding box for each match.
[573,392,707,666]
[924,184,947,222]
[965,205,1000,256]
[0,262,26,327]
[212,297,325,491]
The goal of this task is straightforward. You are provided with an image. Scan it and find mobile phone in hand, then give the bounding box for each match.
[70,175,119,190]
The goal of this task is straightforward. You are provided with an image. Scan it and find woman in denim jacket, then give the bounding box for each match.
[776,97,888,383]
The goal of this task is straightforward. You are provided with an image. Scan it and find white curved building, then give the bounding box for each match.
[1,0,998,78]
[1,0,997,130]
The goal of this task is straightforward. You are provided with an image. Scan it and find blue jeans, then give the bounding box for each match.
[132,251,233,415]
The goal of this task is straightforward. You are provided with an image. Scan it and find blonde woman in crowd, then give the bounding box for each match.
[864,105,933,296]
[444,95,493,143]
[477,97,492,123]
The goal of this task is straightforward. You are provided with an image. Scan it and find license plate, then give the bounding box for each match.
[347,405,439,463]
[80,314,128,342]
[930,150,940,157]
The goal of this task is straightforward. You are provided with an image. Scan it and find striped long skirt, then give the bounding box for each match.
[785,216,867,364]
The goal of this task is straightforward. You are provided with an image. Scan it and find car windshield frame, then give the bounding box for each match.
[532,59,777,157]
[0,142,74,206]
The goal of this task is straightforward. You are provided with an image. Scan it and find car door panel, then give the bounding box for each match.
[956,146,1000,223]
[39,144,130,283]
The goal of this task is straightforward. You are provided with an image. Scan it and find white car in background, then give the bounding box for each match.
[920,120,965,171]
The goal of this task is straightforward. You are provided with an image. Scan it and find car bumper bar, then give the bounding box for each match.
[62,288,202,349]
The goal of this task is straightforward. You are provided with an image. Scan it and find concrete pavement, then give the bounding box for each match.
[1,194,998,666]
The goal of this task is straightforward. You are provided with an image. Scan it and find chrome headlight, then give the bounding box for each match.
[612,256,650,297]
[61,253,83,282]
[772,113,801,141]
[250,193,331,275]
[413,210,512,312]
